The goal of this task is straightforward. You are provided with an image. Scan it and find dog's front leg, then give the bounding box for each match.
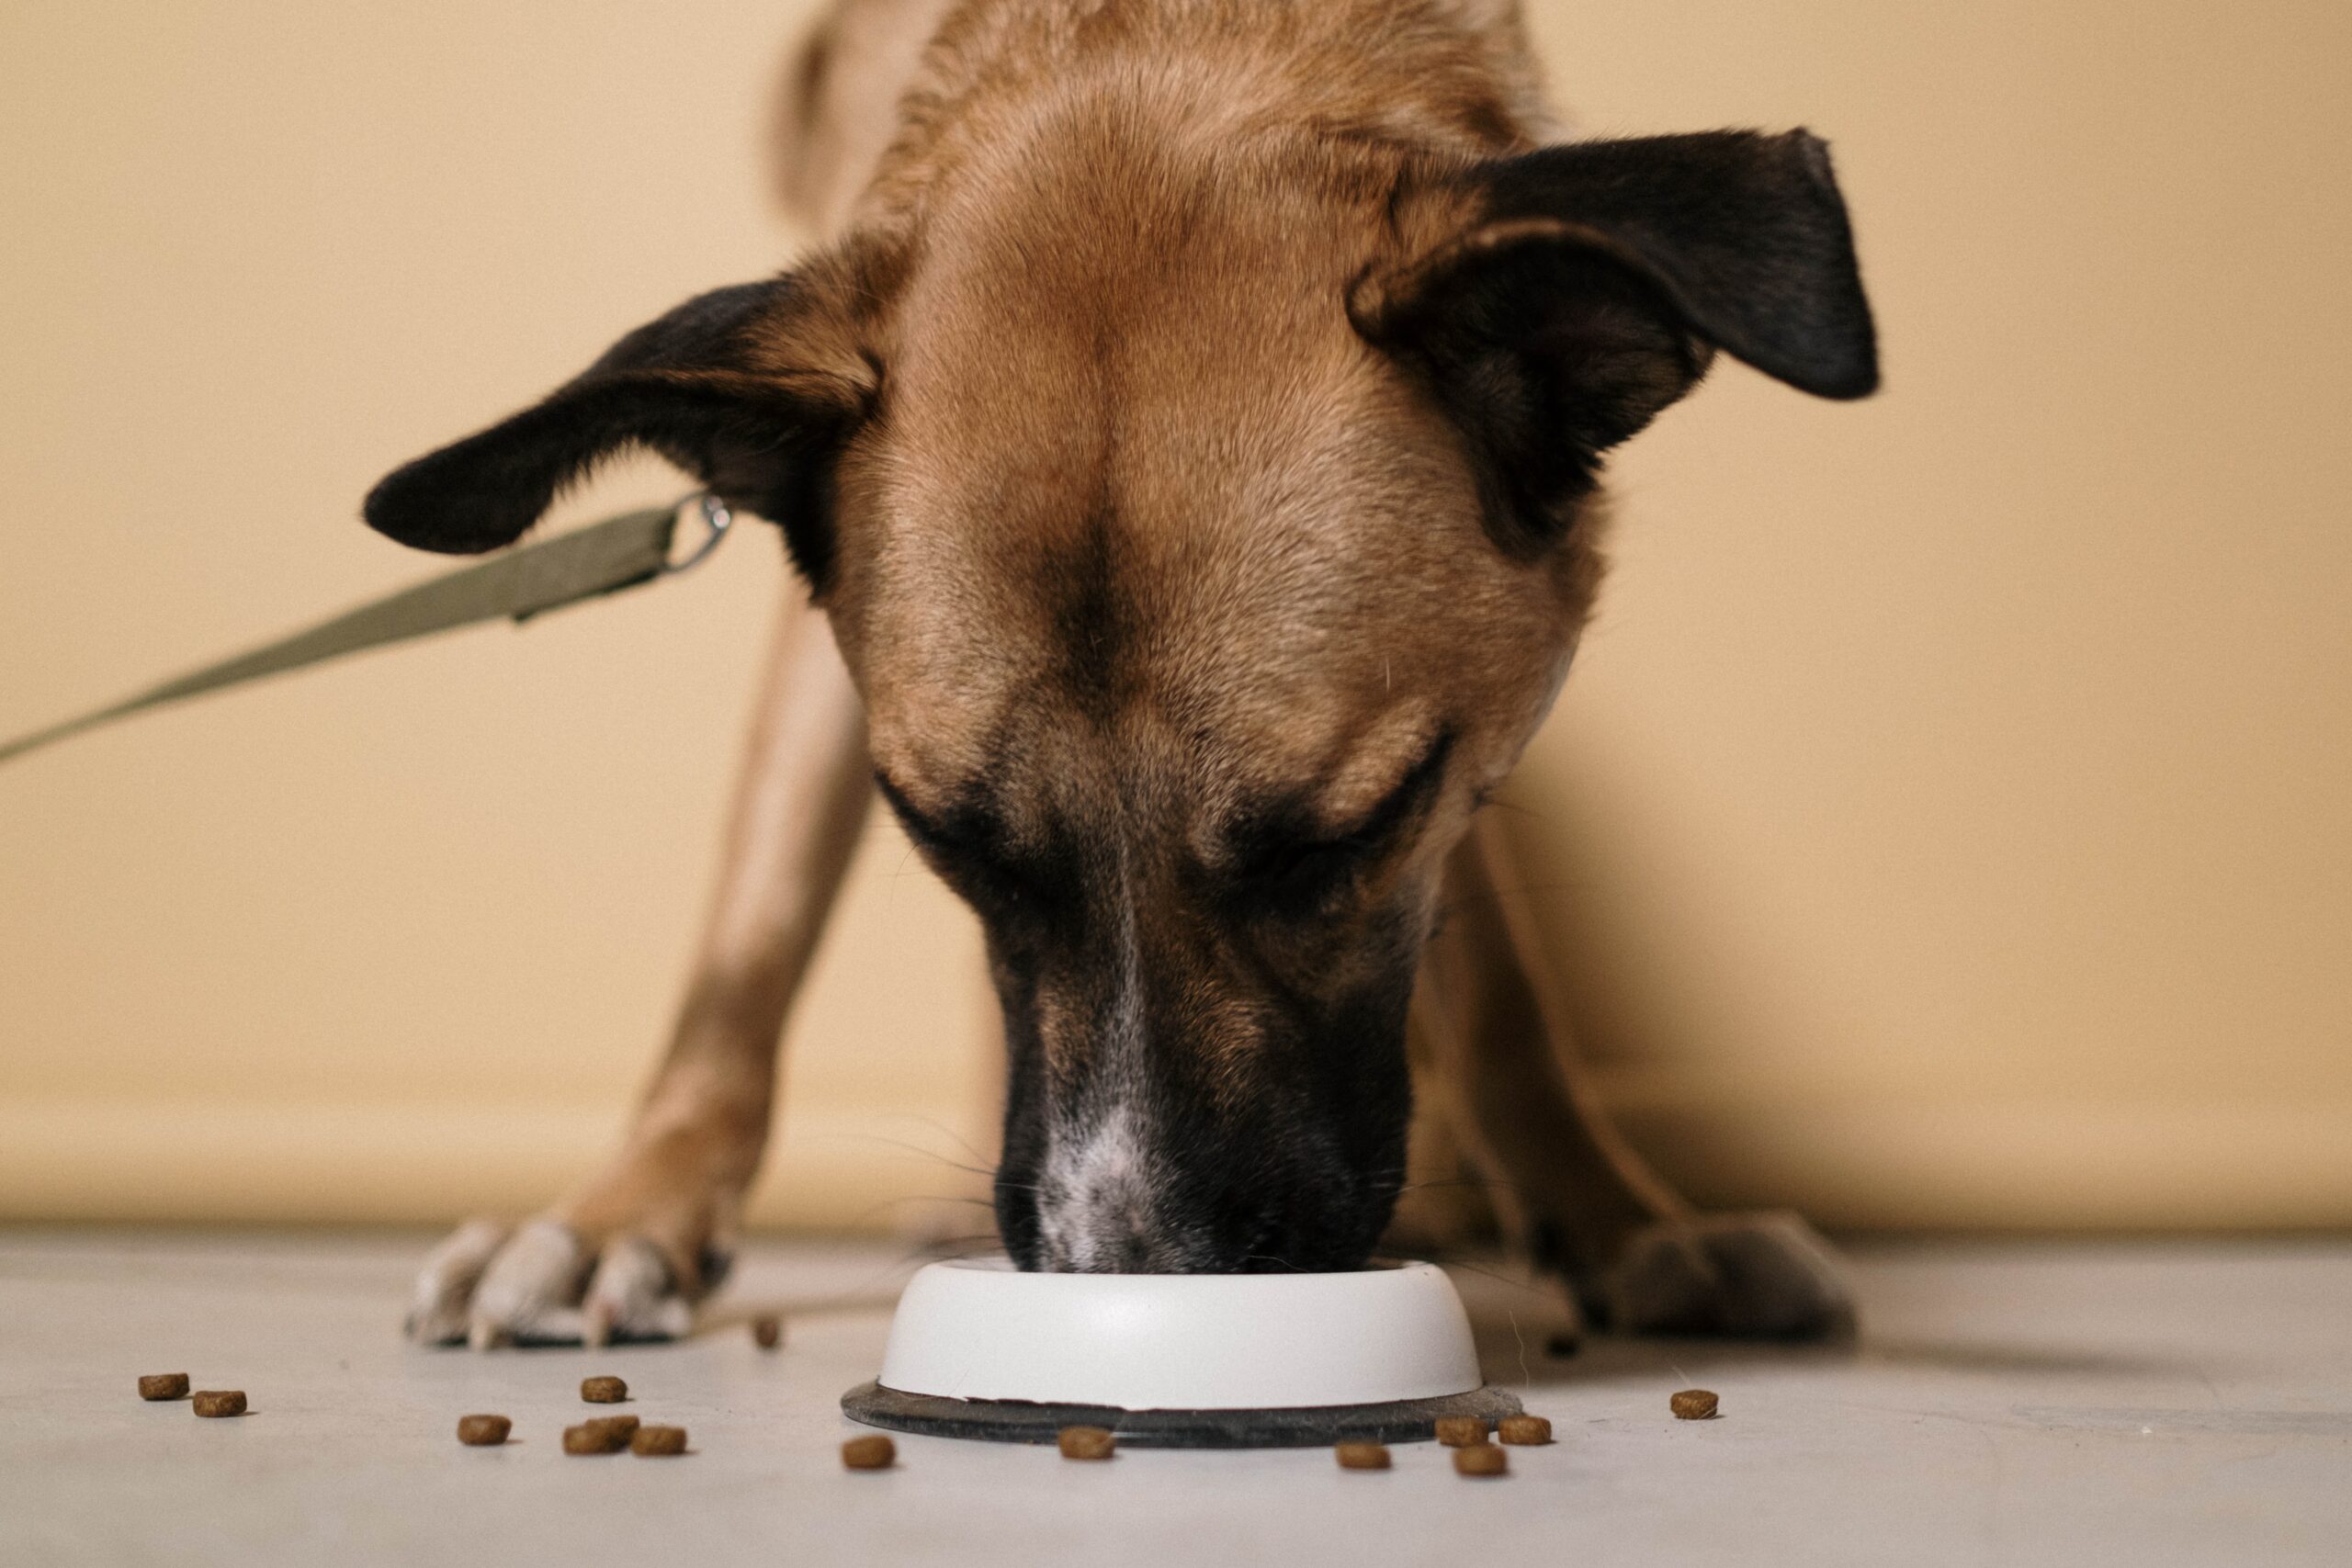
[407,589,870,1347]
[1415,814,1856,1339]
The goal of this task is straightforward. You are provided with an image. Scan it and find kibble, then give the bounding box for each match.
[1057,1425,1115,1461]
[1453,1442,1509,1477]
[752,1316,783,1350]
[586,1414,639,1442]
[631,1425,688,1456]
[1498,1415,1553,1446]
[1433,1416,1488,1448]
[1334,1441,1391,1471]
[191,1390,247,1418]
[138,1373,189,1402]
[581,1375,628,1404]
[456,1414,513,1446]
[1670,1389,1720,1420]
[841,1435,896,1471]
[563,1422,628,1455]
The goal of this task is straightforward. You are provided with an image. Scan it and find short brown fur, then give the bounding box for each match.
[388,0,1871,1338]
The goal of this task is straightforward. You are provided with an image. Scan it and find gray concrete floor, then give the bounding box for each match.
[0,1232,2344,1566]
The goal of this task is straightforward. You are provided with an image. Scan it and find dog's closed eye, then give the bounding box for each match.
[872,771,960,851]
[1229,730,1454,911]
[875,772,1061,915]
[1238,829,1391,908]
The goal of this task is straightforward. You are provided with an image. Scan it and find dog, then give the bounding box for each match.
[370,0,1876,1348]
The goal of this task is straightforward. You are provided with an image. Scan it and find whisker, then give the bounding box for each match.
[824,1192,1002,1232]
[916,1234,1012,1260]
[1390,1246,1545,1292]
[892,1112,997,1173]
[1394,1174,1538,1198]
[803,1129,1002,1182]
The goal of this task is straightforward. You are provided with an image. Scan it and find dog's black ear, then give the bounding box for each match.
[1352,129,1876,547]
[364,273,876,586]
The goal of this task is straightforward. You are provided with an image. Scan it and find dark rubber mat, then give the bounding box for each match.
[841,1380,1523,1449]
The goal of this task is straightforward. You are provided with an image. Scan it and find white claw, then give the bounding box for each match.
[467,1220,590,1347]
[407,1218,510,1345]
[582,1235,690,1344]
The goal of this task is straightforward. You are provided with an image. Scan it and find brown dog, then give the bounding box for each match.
[377,0,1874,1348]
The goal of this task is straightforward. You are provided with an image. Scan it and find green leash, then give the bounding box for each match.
[0,494,731,768]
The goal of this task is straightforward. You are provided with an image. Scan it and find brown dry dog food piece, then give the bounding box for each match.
[1498,1415,1553,1446]
[630,1425,687,1456]
[584,1415,639,1443]
[138,1373,189,1402]
[752,1316,783,1350]
[1433,1416,1488,1448]
[563,1422,628,1455]
[841,1435,896,1471]
[191,1390,246,1418]
[1334,1441,1391,1471]
[580,1376,628,1404]
[456,1415,512,1446]
[1057,1426,1115,1461]
[1671,1389,1720,1420]
[1453,1442,1509,1477]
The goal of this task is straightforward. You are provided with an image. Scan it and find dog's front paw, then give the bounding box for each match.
[1592,1211,1857,1340]
[405,1217,705,1349]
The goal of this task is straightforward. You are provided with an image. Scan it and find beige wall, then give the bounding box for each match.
[2,2,2346,1232]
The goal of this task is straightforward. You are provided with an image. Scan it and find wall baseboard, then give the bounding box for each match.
[1593,1076,2352,1229]
[1,1090,2343,1231]
[0,1099,994,1235]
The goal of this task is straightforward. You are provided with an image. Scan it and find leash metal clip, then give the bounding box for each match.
[665,492,734,574]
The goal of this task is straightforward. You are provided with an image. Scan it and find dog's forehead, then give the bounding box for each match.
[851,413,1540,833]
[840,132,1559,812]
[850,333,1498,807]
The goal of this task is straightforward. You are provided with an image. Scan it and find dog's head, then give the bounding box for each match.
[369,129,1874,1272]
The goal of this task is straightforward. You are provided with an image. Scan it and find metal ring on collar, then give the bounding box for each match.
[666,492,733,573]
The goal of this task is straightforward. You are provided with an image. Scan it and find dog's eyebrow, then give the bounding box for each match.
[1324,728,1454,843]
[873,770,964,847]
[1231,728,1454,865]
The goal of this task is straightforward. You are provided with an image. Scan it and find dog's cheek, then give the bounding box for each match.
[1324,969,1419,1179]
[1296,948,1422,1258]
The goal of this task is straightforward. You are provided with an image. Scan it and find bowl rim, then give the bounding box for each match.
[924,1253,1414,1278]
[874,1255,1487,1410]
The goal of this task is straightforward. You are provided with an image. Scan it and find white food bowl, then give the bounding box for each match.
[842,1256,1520,1448]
